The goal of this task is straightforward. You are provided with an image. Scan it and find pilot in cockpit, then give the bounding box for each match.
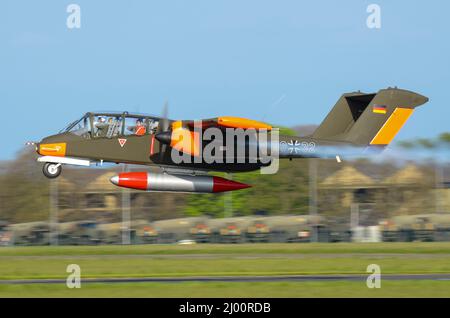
[127,118,146,136]
[149,120,159,134]
[94,116,108,137]
[134,119,146,136]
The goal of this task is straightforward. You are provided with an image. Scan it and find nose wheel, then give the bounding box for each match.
[43,162,62,179]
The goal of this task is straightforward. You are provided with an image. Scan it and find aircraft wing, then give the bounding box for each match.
[184,116,272,130]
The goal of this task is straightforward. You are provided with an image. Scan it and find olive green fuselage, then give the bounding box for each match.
[39,131,321,172]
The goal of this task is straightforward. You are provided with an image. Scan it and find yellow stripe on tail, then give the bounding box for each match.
[370,108,414,145]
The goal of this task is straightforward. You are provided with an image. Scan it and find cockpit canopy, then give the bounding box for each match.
[60,112,161,139]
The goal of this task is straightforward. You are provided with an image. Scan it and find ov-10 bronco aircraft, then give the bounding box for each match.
[31,87,428,193]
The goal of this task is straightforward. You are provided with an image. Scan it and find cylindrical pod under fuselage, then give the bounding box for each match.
[110,172,250,193]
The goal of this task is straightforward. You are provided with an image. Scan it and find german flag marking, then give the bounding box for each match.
[373,105,387,114]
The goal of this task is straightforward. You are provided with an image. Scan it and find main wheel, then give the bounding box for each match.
[43,162,62,178]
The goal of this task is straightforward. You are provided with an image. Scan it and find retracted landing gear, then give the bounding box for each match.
[43,162,62,179]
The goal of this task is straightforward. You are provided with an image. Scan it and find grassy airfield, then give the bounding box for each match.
[0,243,449,297]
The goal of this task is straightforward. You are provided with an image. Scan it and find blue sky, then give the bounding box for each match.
[1,0,449,159]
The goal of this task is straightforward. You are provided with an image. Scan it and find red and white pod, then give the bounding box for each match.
[110,172,251,193]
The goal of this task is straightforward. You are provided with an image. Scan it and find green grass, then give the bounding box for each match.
[1,256,450,280]
[1,243,450,297]
[0,281,449,298]
[1,242,450,257]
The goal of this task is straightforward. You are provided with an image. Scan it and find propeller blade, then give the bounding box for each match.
[161,100,169,132]
[159,101,170,161]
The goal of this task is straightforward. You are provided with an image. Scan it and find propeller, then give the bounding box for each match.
[157,101,170,161]
[161,100,169,131]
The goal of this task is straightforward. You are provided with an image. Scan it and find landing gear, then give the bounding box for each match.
[43,162,62,179]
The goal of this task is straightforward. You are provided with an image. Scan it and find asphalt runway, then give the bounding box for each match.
[2,274,450,284]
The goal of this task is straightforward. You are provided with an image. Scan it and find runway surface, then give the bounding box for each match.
[1,274,450,284]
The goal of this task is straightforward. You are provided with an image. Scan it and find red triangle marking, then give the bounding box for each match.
[118,138,127,147]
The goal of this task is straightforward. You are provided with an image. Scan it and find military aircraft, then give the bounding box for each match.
[31,87,428,193]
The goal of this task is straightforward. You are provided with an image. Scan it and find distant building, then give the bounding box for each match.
[318,164,439,224]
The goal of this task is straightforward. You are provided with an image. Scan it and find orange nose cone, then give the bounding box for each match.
[110,172,148,190]
[212,176,251,193]
[38,143,66,157]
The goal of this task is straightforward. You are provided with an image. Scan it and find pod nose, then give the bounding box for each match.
[109,172,148,190]
[110,175,119,185]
